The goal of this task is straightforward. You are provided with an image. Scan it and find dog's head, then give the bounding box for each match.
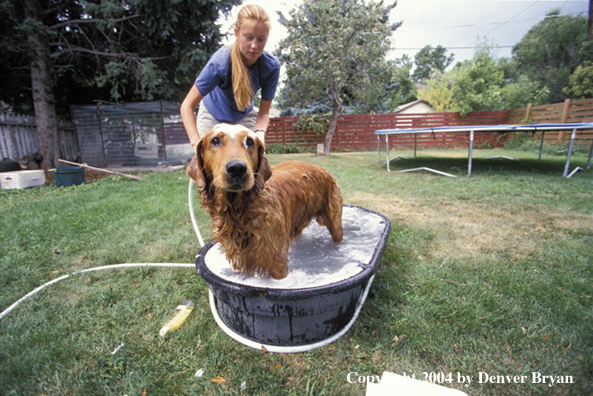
[186,124,272,193]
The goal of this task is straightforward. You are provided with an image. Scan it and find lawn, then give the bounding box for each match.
[0,148,592,395]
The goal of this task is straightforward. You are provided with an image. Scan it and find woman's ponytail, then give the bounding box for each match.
[231,4,271,112]
[231,41,253,112]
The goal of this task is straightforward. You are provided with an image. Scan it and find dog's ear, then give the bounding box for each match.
[186,140,208,190]
[255,141,272,190]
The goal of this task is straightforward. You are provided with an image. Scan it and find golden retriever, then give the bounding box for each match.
[186,124,343,279]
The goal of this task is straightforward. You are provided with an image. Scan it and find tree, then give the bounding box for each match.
[449,44,506,115]
[417,69,455,112]
[512,9,593,103]
[412,45,454,82]
[419,42,548,115]
[276,0,400,155]
[385,55,418,111]
[563,63,593,99]
[0,0,239,168]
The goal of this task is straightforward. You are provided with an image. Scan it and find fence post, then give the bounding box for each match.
[9,115,20,160]
[160,100,168,163]
[559,98,571,143]
[524,103,532,123]
[96,104,107,167]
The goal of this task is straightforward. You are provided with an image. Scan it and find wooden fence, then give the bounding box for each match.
[267,110,511,151]
[507,98,593,143]
[0,112,78,161]
[268,98,593,152]
[4,98,593,163]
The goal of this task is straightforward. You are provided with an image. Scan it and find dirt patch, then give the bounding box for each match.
[346,191,593,262]
[45,169,113,184]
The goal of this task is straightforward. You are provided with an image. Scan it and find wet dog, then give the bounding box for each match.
[186,124,343,279]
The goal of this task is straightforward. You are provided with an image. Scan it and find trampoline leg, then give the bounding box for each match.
[563,128,577,178]
[386,135,391,172]
[414,134,417,159]
[587,135,593,169]
[377,136,381,164]
[539,131,546,160]
[467,130,474,178]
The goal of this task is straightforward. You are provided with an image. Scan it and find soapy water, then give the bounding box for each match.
[204,206,389,289]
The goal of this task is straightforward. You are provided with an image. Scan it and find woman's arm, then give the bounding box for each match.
[180,85,205,148]
[255,99,273,147]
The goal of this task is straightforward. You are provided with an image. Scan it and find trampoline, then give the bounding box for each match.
[375,123,593,178]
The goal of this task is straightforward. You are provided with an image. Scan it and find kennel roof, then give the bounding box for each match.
[71,100,180,115]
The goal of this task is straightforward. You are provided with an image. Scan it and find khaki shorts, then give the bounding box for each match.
[196,104,258,138]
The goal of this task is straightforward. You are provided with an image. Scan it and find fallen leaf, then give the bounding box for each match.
[543,335,550,340]
[195,368,205,378]
[141,389,146,396]
[392,334,407,345]
[454,344,461,352]
[54,249,61,254]
[212,376,227,385]
[261,345,268,353]
[274,364,282,369]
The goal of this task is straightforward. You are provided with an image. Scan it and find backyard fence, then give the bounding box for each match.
[268,98,593,152]
[267,110,510,152]
[0,112,77,162]
[5,98,593,168]
[507,98,593,143]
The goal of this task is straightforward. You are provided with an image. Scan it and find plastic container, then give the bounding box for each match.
[0,170,45,189]
[0,161,21,173]
[159,300,195,337]
[195,205,391,347]
[51,166,85,187]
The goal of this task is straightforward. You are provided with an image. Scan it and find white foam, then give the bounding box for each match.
[203,206,388,289]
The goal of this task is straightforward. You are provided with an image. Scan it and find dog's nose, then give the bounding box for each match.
[225,160,247,179]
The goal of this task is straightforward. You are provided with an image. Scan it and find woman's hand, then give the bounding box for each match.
[255,130,266,149]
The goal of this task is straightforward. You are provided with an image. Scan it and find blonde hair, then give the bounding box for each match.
[231,4,271,111]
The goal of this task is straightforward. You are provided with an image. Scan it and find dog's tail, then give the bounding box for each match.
[318,179,344,243]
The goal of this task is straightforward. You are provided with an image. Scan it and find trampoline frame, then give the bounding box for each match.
[375,123,593,178]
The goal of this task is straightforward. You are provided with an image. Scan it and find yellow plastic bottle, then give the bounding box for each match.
[159,300,194,337]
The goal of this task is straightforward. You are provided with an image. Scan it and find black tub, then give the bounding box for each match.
[195,205,391,350]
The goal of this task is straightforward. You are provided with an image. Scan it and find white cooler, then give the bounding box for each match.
[0,170,45,189]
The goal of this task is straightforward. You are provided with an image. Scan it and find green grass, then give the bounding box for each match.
[1,148,592,395]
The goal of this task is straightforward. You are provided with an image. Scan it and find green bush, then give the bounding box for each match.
[504,132,591,156]
[266,138,309,154]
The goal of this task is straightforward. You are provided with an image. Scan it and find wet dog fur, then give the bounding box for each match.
[186,124,343,279]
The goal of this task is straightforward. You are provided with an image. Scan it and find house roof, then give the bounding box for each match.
[393,99,434,113]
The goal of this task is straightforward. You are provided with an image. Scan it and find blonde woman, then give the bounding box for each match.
[180,4,280,149]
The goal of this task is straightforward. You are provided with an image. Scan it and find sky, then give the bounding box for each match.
[219,0,590,69]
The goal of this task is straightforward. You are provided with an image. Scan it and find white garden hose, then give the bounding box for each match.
[0,263,195,320]
[1,178,374,354]
[188,179,205,248]
[0,180,206,321]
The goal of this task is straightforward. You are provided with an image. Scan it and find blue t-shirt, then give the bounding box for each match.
[194,46,280,123]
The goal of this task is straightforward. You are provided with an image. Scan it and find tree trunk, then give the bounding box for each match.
[589,0,593,39]
[323,101,343,156]
[25,0,60,169]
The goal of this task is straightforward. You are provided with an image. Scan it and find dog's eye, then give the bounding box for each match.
[211,137,221,146]
[245,138,255,148]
